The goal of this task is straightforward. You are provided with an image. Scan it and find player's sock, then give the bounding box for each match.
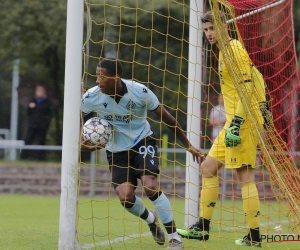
[140,208,155,224]
[125,195,148,218]
[242,183,260,240]
[150,191,173,224]
[168,232,181,242]
[163,221,180,240]
[200,176,219,224]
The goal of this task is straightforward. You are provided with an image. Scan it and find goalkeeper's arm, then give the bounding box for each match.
[225,50,254,147]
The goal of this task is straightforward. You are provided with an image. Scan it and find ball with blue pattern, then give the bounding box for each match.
[82,117,112,145]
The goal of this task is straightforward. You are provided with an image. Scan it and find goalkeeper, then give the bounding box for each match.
[81,58,204,249]
[177,11,272,248]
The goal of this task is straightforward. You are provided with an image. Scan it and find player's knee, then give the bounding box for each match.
[200,160,208,174]
[144,187,157,198]
[120,198,135,208]
[200,160,217,177]
[142,176,158,197]
[115,186,134,205]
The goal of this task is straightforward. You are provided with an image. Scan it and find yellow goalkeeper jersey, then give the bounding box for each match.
[219,39,263,128]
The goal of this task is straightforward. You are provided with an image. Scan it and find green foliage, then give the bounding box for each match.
[0,0,67,147]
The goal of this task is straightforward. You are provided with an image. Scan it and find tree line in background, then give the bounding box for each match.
[0,0,299,160]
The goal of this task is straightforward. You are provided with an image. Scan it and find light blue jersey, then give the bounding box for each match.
[81,79,160,152]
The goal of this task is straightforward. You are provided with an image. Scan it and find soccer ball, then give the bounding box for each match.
[82,117,112,145]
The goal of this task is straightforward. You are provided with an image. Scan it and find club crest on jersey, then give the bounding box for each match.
[103,103,108,108]
[126,100,136,110]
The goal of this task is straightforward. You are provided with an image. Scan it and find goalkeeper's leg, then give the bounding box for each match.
[235,167,261,247]
[177,156,222,240]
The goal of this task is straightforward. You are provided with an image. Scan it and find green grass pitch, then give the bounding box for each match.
[0,195,299,249]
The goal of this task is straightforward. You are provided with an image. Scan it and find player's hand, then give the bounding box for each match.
[224,116,244,147]
[81,139,105,151]
[259,102,273,129]
[187,145,206,163]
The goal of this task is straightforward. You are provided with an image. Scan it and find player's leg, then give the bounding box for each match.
[141,175,183,248]
[114,175,165,245]
[134,136,182,248]
[233,126,262,247]
[107,150,155,234]
[108,148,166,246]
[235,167,261,247]
[177,156,222,240]
[177,129,226,241]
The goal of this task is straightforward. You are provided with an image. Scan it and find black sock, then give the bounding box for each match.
[249,228,260,242]
[196,217,210,231]
[164,220,176,234]
[140,208,149,220]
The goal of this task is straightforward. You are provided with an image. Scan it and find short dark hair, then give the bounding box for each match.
[97,58,123,77]
[201,11,226,24]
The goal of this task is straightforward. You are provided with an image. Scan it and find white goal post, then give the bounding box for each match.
[185,0,204,229]
[58,0,84,249]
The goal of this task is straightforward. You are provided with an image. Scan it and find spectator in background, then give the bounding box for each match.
[21,84,52,161]
[209,94,226,142]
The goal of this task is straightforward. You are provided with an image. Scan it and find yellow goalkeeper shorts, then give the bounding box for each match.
[208,126,262,169]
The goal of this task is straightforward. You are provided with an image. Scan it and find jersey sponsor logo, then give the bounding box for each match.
[104,115,113,121]
[126,100,136,110]
[103,103,108,108]
[115,115,132,123]
[104,114,132,123]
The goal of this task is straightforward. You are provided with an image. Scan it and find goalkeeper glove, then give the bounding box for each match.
[259,102,273,128]
[224,116,244,147]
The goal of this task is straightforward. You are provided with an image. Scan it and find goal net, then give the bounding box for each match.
[70,0,300,249]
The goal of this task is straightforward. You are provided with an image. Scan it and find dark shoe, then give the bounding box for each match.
[235,235,261,247]
[176,223,209,241]
[148,210,165,245]
[166,239,184,249]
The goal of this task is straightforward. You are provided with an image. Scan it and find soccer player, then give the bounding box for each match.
[177,11,272,247]
[81,58,204,249]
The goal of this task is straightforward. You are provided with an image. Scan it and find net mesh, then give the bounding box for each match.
[77,0,300,249]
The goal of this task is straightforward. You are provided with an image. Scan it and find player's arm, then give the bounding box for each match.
[232,47,255,119]
[225,46,254,147]
[252,66,273,128]
[152,104,205,163]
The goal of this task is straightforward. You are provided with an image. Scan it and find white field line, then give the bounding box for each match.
[81,220,289,249]
[81,232,151,249]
